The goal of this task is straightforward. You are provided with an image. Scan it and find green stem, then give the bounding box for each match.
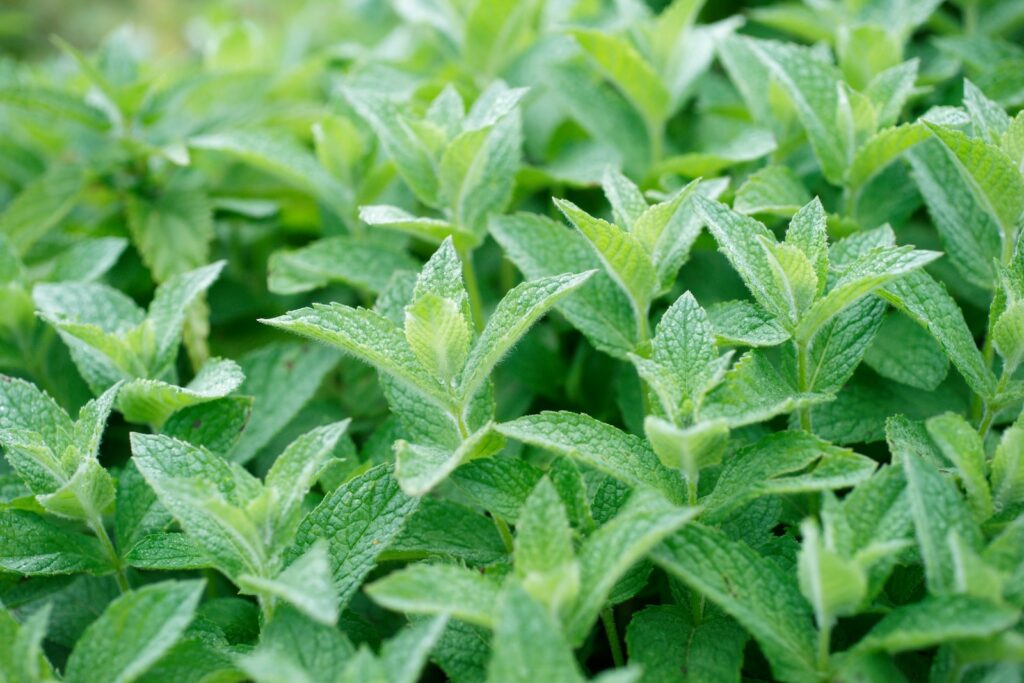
[796,341,813,433]
[601,608,625,669]
[817,621,832,673]
[458,245,485,333]
[686,473,699,507]
[978,370,1012,438]
[89,516,129,593]
[492,515,514,554]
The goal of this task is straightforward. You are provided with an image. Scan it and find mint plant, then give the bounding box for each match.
[2,1,1024,681]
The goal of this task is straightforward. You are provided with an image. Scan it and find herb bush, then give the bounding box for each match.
[1,0,1024,681]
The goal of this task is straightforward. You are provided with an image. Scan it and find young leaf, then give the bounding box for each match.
[855,595,1020,653]
[366,563,502,628]
[488,584,585,683]
[514,477,579,611]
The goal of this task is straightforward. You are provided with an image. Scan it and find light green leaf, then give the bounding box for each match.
[405,293,472,388]
[926,413,993,522]
[564,488,697,643]
[964,79,1012,144]
[497,412,685,503]
[555,198,656,320]
[570,29,670,132]
[230,342,340,464]
[394,424,504,497]
[795,246,940,342]
[125,182,213,283]
[0,163,85,255]
[367,563,501,628]
[117,357,244,428]
[514,477,579,611]
[190,130,352,219]
[343,89,439,206]
[602,167,648,230]
[734,165,811,217]
[458,270,594,403]
[236,606,353,683]
[491,213,637,358]
[260,304,449,409]
[744,37,847,184]
[653,524,818,683]
[268,236,417,295]
[707,300,790,347]
[379,616,450,683]
[856,595,1020,653]
[63,580,204,683]
[901,450,983,594]
[797,519,866,633]
[359,205,464,246]
[487,584,585,683]
[992,419,1024,513]
[238,542,338,626]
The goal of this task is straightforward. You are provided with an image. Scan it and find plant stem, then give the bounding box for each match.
[796,341,813,433]
[601,608,625,668]
[817,622,832,673]
[978,370,1011,438]
[458,245,485,333]
[686,474,699,507]
[88,516,129,593]
[492,515,514,554]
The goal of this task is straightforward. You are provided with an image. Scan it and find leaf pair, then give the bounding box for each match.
[264,238,593,495]
[130,421,349,624]
[35,261,240,427]
[349,81,525,247]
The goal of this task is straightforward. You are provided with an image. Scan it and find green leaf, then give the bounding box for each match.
[514,477,579,611]
[925,123,1024,251]
[491,213,637,358]
[260,304,449,409]
[497,412,685,503]
[487,584,585,683]
[0,86,110,129]
[439,109,522,237]
[900,449,983,594]
[707,300,790,347]
[359,205,464,246]
[863,312,950,390]
[63,580,204,683]
[230,342,340,464]
[268,236,418,295]
[693,196,791,323]
[743,37,847,183]
[795,246,940,342]
[405,293,472,388]
[394,424,505,497]
[0,163,85,255]
[190,130,353,219]
[856,595,1020,653]
[555,198,657,321]
[379,616,450,683]
[236,606,353,683]
[343,89,439,206]
[162,396,252,456]
[289,465,418,610]
[125,181,213,283]
[626,606,746,683]
[564,488,697,643]
[366,563,502,628]
[926,414,993,523]
[0,509,111,575]
[703,431,876,524]
[802,296,886,394]
[238,542,338,626]
[734,165,811,218]
[797,519,866,633]
[879,270,997,399]
[991,419,1024,513]
[653,524,818,683]
[458,271,594,403]
[570,29,670,132]
[117,357,244,428]
[602,167,648,231]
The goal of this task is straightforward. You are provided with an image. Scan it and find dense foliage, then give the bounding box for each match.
[2,0,1024,681]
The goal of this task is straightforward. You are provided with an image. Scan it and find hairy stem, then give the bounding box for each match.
[492,515,514,554]
[458,245,486,333]
[88,516,130,593]
[817,621,832,673]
